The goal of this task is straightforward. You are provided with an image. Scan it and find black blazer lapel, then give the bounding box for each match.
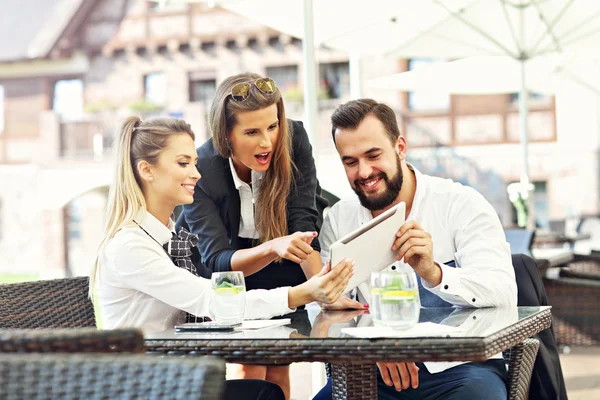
[224,158,241,245]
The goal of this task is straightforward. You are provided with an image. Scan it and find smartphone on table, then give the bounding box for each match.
[174,321,242,332]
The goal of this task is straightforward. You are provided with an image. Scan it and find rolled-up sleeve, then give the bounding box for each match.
[287,120,322,252]
[423,189,517,308]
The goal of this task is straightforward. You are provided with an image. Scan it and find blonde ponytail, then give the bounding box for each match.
[90,116,195,298]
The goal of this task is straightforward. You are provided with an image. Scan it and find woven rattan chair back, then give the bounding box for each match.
[505,338,540,400]
[0,277,95,329]
[0,328,143,354]
[0,353,225,400]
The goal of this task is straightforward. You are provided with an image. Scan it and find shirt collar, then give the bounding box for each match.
[406,162,425,221]
[133,209,174,246]
[229,158,264,190]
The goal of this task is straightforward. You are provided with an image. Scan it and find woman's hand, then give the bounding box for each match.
[288,259,354,308]
[320,296,366,310]
[307,259,354,303]
[270,231,317,264]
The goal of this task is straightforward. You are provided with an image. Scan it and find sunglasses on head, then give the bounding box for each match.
[230,78,277,102]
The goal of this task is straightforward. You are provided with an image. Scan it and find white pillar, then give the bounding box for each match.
[302,0,318,147]
[518,59,535,230]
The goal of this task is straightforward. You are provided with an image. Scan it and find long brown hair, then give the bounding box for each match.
[209,72,294,245]
[90,117,195,297]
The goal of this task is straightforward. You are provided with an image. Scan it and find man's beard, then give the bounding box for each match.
[353,156,403,211]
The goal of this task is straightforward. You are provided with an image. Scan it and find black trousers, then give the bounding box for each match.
[223,379,285,400]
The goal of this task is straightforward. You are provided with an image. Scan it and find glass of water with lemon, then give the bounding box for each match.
[370,266,420,329]
[211,271,246,325]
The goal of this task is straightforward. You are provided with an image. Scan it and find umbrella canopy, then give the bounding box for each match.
[221,0,600,59]
[325,0,600,58]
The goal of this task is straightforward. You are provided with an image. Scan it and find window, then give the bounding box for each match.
[68,200,82,240]
[0,84,4,134]
[148,0,186,11]
[509,92,551,104]
[189,74,216,103]
[533,181,549,229]
[319,62,350,99]
[265,65,298,91]
[52,79,84,120]
[144,72,166,106]
[407,59,449,111]
[508,180,548,228]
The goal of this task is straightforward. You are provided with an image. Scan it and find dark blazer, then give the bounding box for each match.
[180,119,325,279]
[511,254,567,400]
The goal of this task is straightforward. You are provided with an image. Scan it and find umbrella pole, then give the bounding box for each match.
[302,0,318,148]
[518,59,535,230]
[350,53,363,99]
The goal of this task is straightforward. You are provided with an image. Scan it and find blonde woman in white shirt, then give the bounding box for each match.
[90,116,353,400]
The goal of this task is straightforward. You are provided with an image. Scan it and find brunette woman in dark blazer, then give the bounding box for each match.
[180,72,358,399]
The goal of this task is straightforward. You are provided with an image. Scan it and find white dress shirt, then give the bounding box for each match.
[229,158,263,239]
[319,165,517,372]
[96,209,295,335]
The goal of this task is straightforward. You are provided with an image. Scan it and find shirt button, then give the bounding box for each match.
[472,298,476,302]
[443,285,449,290]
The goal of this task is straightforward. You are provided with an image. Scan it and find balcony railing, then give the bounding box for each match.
[59,118,114,160]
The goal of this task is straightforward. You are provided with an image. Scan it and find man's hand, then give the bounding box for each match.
[377,362,419,391]
[392,221,442,286]
[320,296,366,310]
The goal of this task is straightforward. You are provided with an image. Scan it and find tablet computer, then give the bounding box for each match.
[329,202,406,294]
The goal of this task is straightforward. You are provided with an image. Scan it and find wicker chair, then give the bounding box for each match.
[0,328,143,354]
[505,338,540,400]
[559,254,600,281]
[544,276,600,346]
[0,276,95,329]
[0,353,225,400]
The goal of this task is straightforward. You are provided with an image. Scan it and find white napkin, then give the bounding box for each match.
[341,322,464,338]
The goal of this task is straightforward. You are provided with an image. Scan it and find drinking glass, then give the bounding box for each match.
[211,271,246,325]
[370,266,420,329]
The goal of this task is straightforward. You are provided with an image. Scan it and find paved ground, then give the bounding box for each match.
[560,346,600,400]
[288,346,600,399]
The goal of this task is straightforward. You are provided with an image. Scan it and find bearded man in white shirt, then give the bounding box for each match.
[312,99,517,400]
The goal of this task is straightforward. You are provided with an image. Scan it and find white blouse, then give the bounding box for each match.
[229,158,263,239]
[96,209,295,335]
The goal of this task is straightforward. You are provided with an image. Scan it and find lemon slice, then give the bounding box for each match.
[382,290,414,298]
[214,287,241,295]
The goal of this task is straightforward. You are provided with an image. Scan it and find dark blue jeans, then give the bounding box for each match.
[313,360,507,400]
[223,379,285,400]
